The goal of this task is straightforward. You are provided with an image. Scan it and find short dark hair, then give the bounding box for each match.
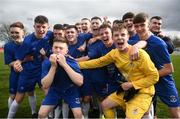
[65,25,78,32]
[91,16,102,22]
[113,20,123,25]
[122,12,135,21]
[99,24,112,31]
[81,18,90,22]
[53,24,64,30]
[75,22,81,26]
[10,21,24,29]
[150,16,162,21]
[62,24,69,30]
[34,15,48,24]
[133,12,149,24]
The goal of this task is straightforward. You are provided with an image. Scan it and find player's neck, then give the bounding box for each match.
[68,39,77,45]
[140,31,152,41]
[105,40,113,48]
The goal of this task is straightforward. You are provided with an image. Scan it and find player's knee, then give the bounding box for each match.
[38,110,47,118]
[101,100,107,110]
[15,96,23,104]
[73,111,83,119]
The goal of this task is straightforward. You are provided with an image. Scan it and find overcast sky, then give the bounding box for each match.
[0,0,180,34]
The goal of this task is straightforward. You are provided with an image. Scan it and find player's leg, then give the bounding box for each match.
[8,74,18,108]
[157,80,180,118]
[64,87,82,118]
[39,88,60,118]
[71,107,83,119]
[7,92,25,118]
[62,102,69,118]
[126,93,152,119]
[27,91,37,117]
[38,105,55,118]
[101,92,123,118]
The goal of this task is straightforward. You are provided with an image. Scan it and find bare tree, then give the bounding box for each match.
[0,23,10,42]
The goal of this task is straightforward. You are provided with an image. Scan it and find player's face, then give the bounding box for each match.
[52,42,68,55]
[81,20,91,33]
[113,29,129,51]
[53,29,65,39]
[149,18,162,33]
[65,28,78,43]
[123,18,134,32]
[91,19,101,32]
[9,27,24,43]
[34,23,49,39]
[99,27,113,46]
[76,24,82,34]
[134,20,149,39]
[91,19,102,36]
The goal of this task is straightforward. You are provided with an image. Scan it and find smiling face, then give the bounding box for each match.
[123,18,134,33]
[65,27,78,45]
[10,27,24,43]
[99,27,113,47]
[91,19,102,36]
[134,19,149,40]
[75,24,82,34]
[149,18,162,33]
[81,19,91,33]
[112,27,129,51]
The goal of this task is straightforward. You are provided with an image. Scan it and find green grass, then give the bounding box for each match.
[0,53,179,118]
[0,53,44,118]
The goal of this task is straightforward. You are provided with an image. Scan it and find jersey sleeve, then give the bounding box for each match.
[155,42,171,64]
[87,42,100,59]
[41,58,51,79]
[79,50,115,69]
[64,57,83,78]
[4,43,14,65]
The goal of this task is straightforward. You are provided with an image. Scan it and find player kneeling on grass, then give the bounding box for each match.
[38,38,84,119]
[78,25,159,119]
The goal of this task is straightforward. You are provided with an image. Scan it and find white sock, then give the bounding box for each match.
[142,104,154,119]
[54,106,62,118]
[7,100,19,118]
[8,97,14,109]
[28,95,36,114]
[48,111,54,118]
[98,102,103,117]
[81,102,90,119]
[62,103,69,118]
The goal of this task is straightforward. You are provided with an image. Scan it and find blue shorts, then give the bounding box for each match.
[80,70,93,96]
[36,77,42,88]
[17,74,38,93]
[155,76,180,107]
[42,86,81,108]
[9,72,19,94]
[93,84,119,98]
